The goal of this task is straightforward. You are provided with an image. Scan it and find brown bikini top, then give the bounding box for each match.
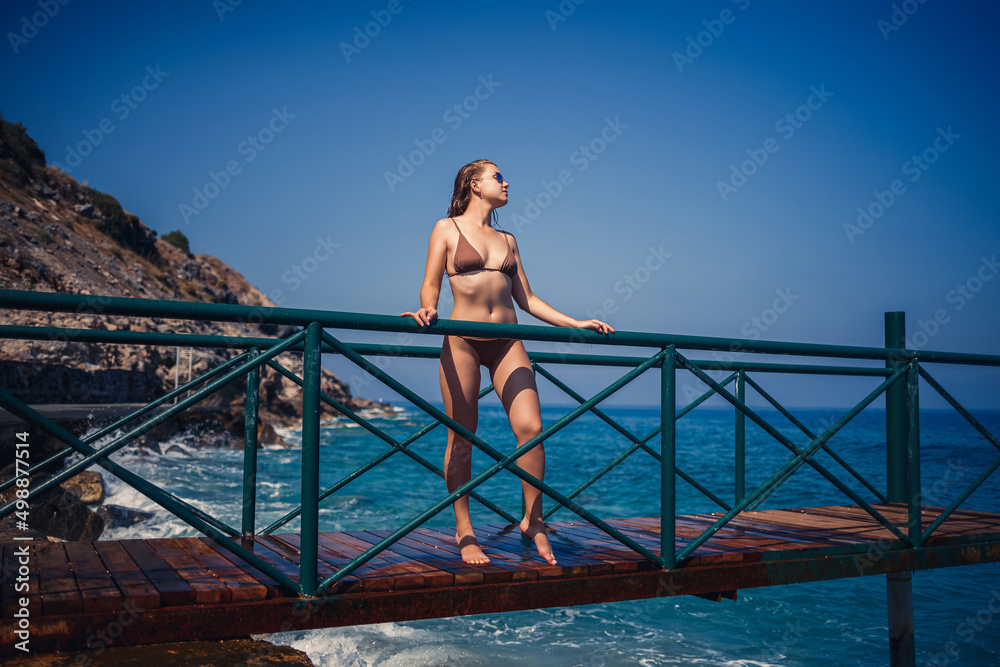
[447,218,517,278]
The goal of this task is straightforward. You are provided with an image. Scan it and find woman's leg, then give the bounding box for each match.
[439,336,489,564]
[488,341,556,565]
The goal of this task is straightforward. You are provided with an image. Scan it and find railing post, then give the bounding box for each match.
[735,369,746,505]
[300,322,322,596]
[173,346,180,404]
[906,360,921,545]
[661,346,676,569]
[242,347,261,538]
[885,311,915,667]
[885,312,907,501]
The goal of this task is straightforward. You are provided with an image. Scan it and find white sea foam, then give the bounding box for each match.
[258,623,471,667]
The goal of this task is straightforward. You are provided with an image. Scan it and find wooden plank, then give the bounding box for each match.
[919,505,1000,522]
[373,528,547,584]
[797,506,904,536]
[179,537,268,602]
[62,541,123,613]
[148,538,231,604]
[780,508,900,543]
[468,525,568,578]
[361,530,484,581]
[271,533,370,594]
[322,532,431,589]
[379,531,497,585]
[473,524,594,577]
[772,506,886,531]
[243,534,341,592]
[605,517,735,564]
[861,505,1000,540]
[34,542,83,615]
[831,505,991,544]
[119,539,197,606]
[680,514,822,546]
[525,526,618,575]
[1,542,41,617]
[720,514,848,550]
[542,524,647,573]
[343,531,455,587]
[1,504,999,655]
[408,527,540,582]
[600,519,733,566]
[196,538,286,599]
[12,529,1000,657]
[93,541,160,611]
[667,516,818,561]
[338,529,455,580]
[732,511,882,548]
[555,521,663,560]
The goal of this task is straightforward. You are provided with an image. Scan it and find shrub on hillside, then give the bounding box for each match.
[161,230,191,256]
[0,114,46,183]
[87,187,161,262]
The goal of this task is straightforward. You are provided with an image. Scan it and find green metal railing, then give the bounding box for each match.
[1,291,999,596]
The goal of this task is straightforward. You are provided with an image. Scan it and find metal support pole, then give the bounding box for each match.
[661,346,676,569]
[242,348,261,537]
[173,346,180,404]
[885,312,907,501]
[885,312,915,667]
[887,571,915,667]
[906,361,921,545]
[735,369,746,505]
[300,322,322,596]
[524,362,537,523]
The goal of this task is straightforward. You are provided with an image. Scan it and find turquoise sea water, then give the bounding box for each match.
[95,405,1000,666]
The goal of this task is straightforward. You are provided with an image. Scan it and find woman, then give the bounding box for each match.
[402,159,613,565]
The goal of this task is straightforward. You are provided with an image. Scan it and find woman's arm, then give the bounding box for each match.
[508,234,614,334]
[401,220,449,326]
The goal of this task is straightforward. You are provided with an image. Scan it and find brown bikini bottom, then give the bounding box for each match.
[448,336,517,368]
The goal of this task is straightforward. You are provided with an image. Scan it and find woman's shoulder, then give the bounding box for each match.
[498,228,518,245]
[429,217,454,234]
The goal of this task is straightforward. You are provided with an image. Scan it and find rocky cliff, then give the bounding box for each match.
[0,114,385,432]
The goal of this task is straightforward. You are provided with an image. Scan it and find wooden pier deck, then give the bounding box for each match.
[3,503,1000,655]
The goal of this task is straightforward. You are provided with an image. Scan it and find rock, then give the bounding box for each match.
[18,208,41,223]
[34,486,105,540]
[0,637,315,666]
[0,457,104,541]
[257,421,288,447]
[60,470,105,503]
[0,474,105,541]
[74,202,96,218]
[96,504,155,528]
[0,522,49,543]
[181,261,202,280]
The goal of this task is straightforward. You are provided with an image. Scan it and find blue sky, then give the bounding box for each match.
[3,0,999,411]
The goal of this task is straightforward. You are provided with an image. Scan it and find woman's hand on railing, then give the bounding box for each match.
[401,307,438,327]
[574,318,615,335]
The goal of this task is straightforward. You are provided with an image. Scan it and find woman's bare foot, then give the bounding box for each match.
[456,531,490,565]
[520,518,557,565]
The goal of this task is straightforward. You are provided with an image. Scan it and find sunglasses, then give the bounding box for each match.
[478,172,504,184]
